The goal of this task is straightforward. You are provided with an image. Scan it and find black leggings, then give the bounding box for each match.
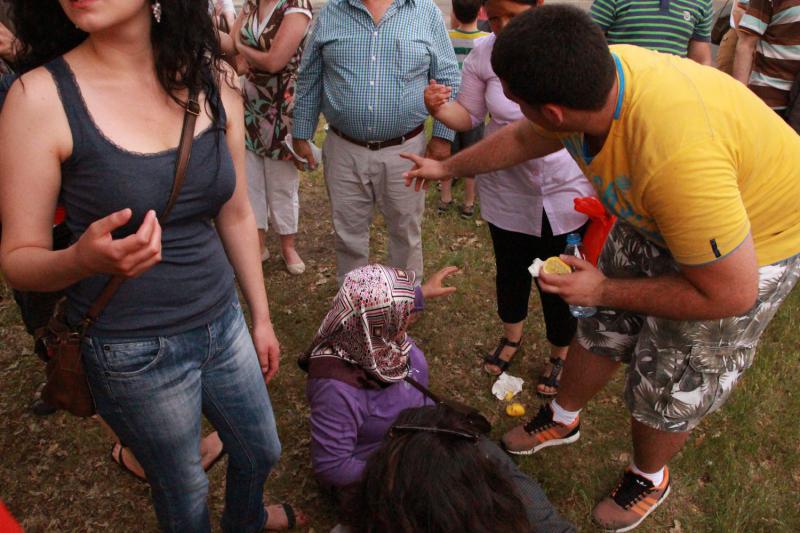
[488,213,588,348]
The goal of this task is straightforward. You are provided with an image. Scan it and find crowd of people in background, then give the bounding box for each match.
[0,0,799,531]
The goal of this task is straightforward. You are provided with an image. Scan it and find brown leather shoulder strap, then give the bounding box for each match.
[162,95,200,222]
[81,92,200,333]
[403,375,441,404]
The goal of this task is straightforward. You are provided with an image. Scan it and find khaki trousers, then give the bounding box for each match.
[322,130,426,285]
[245,151,300,235]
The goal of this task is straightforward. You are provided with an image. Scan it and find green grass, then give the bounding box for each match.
[1,125,799,531]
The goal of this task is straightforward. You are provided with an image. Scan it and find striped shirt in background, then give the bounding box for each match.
[449,28,490,69]
[590,0,713,57]
[739,0,800,110]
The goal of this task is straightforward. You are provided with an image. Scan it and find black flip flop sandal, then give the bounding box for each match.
[111,442,147,483]
[537,356,565,398]
[282,504,297,530]
[483,337,522,376]
[263,503,303,531]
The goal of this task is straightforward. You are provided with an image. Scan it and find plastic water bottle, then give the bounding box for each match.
[564,233,597,318]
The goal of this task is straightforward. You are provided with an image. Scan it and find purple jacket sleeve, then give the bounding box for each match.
[413,285,425,313]
[307,379,368,488]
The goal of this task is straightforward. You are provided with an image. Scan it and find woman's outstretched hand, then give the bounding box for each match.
[74,208,162,278]
[424,79,452,116]
[421,266,460,300]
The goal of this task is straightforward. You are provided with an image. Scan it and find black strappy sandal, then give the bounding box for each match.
[111,442,147,483]
[110,440,225,484]
[483,337,522,376]
[263,503,306,531]
[537,356,565,397]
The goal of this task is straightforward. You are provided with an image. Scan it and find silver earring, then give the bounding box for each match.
[151,1,162,23]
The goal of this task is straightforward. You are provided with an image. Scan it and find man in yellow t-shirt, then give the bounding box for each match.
[402,5,800,532]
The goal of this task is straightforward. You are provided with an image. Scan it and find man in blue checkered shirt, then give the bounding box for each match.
[292,0,460,285]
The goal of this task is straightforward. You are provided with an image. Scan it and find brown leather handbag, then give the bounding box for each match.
[40,95,201,417]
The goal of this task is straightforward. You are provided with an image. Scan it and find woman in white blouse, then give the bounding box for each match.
[425,0,596,395]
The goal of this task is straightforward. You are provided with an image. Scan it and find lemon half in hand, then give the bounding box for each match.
[541,257,572,274]
[529,256,572,277]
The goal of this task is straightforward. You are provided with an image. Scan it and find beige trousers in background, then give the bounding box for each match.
[245,151,300,235]
[322,131,427,285]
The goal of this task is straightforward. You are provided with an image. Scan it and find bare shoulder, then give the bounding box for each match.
[5,66,62,113]
[1,66,71,157]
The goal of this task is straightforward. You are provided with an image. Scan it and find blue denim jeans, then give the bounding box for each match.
[82,297,280,532]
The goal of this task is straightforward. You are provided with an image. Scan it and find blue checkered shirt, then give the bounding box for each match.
[292,0,460,142]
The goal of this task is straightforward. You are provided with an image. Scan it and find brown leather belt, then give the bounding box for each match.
[329,124,424,151]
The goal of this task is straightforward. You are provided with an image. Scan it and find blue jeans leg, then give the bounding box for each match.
[203,300,281,533]
[82,332,210,532]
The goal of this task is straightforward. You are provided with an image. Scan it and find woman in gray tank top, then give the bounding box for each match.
[0,1,304,531]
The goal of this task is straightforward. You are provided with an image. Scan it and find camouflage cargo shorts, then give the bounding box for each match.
[577,222,800,432]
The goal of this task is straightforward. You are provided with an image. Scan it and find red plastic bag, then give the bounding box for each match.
[573,197,616,266]
[0,500,23,533]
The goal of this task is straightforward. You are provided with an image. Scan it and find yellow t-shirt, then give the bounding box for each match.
[537,45,800,266]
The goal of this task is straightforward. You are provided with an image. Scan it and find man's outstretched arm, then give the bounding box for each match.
[401,119,564,189]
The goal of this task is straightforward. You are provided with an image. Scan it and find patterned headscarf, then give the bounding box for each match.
[300,265,417,383]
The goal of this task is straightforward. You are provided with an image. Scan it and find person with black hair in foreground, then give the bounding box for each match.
[402,5,800,531]
[347,404,574,533]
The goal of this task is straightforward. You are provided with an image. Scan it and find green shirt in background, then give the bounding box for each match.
[449,28,490,69]
[590,0,713,57]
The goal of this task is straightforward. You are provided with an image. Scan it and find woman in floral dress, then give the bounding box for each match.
[234,0,312,274]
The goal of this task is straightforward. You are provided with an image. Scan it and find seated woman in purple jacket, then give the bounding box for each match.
[299,264,458,489]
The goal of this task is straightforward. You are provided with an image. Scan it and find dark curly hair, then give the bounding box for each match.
[491,5,615,111]
[9,0,226,122]
[347,405,533,533]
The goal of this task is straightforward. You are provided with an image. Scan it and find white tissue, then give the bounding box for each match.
[528,258,545,278]
[492,372,525,400]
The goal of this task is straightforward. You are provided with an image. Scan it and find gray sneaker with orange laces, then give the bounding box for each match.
[501,403,580,455]
[592,467,671,532]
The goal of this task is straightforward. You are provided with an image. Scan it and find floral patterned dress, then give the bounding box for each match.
[241,0,312,160]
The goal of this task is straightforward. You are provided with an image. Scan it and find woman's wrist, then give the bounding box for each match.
[251,312,274,329]
[66,241,94,279]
